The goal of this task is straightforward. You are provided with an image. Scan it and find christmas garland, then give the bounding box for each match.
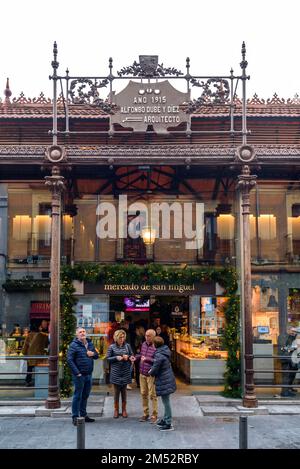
[2,264,241,398]
[60,263,241,398]
[2,278,50,291]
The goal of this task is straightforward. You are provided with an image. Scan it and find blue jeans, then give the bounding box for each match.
[161,394,172,425]
[72,374,92,418]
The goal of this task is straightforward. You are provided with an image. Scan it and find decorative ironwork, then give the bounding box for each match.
[11,92,67,105]
[32,92,52,105]
[287,93,300,105]
[247,93,265,105]
[45,145,67,164]
[117,55,183,77]
[240,41,248,70]
[45,166,65,194]
[12,92,32,104]
[56,92,68,105]
[4,144,300,159]
[51,41,59,71]
[233,94,242,105]
[69,78,113,113]
[236,144,256,163]
[266,93,286,105]
[187,78,230,112]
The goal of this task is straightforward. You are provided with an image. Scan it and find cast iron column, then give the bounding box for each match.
[45,166,64,409]
[237,165,257,407]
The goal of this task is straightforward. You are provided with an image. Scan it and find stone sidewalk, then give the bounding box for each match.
[1,393,300,417]
[1,394,300,449]
[0,395,105,418]
[195,395,300,416]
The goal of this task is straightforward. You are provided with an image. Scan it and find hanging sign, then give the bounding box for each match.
[111,80,190,134]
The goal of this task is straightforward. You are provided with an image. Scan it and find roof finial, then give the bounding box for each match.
[51,41,59,70]
[4,77,12,104]
[240,41,248,70]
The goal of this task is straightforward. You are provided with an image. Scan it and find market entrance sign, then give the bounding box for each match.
[84,281,218,296]
[111,80,190,134]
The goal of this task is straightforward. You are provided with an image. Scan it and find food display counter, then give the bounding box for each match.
[0,333,107,383]
[174,336,227,384]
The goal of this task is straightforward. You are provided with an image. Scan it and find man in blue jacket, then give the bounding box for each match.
[67,327,99,425]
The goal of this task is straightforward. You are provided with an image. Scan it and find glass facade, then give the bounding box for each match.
[2,177,300,388]
[8,187,52,266]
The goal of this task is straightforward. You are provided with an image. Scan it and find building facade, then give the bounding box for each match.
[1,49,300,393]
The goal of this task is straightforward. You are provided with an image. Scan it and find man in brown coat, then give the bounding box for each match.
[22,322,49,386]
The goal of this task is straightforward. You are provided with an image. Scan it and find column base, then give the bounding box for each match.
[242,394,258,408]
[45,397,61,409]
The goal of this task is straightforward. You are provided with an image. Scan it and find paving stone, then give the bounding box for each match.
[0,406,39,417]
[236,406,268,415]
[51,405,102,418]
[35,407,51,417]
[195,396,242,407]
[266,405,300,415]
[200,406,252,416]
[259,399,300,405]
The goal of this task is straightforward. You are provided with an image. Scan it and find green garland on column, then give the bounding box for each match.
[59,263,241,398]
[60,275,77,397]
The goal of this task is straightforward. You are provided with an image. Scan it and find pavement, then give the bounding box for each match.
[1,390,300,449]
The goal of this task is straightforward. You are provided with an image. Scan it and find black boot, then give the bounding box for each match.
[85,416,95,423]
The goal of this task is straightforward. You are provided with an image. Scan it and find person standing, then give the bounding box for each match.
[134,325,145,388]
[67,327,99,426]
[155,325,170,348]
[21,324,38,386]
[279,326,299,397]
[135,329,158,423]
[106,329,135,418]
[149,336,176,431]
[22,322,49,387]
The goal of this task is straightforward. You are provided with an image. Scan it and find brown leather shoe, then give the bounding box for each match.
[139,415,149,422]
[150,416,157,424]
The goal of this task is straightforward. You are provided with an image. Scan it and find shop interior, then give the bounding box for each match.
[109,295,188,331]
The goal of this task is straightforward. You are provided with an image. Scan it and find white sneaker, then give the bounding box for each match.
[127,384,132,390]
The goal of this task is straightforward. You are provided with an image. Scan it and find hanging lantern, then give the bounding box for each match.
[141,226,156,245]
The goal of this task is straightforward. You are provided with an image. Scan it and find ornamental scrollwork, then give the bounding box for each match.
[69,78,113,113]
[187,78,230,112]
[117,59,183,78]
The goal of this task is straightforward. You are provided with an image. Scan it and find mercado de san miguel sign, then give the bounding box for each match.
[84,281,219,296]
[111,80,190,134]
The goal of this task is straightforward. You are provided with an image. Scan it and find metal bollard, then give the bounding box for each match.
[239,415,248,449]
[77,417,85,449]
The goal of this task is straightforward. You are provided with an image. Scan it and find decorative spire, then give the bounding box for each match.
[4,77,12,104]
[240,41,248,70]
[186,57,190,76]
[109,57,113,76]
[51,41,59,70]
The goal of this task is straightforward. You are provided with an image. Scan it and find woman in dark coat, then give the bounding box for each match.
[106,329,135,418]
[149,336,176,431]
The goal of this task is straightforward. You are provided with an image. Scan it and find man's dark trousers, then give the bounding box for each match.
[72,374,92,418]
